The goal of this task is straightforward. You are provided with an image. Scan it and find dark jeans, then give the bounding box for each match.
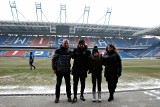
[92,73,102,92]
[107,78,118,94]
[73,74,86,97]
[55,72,71,99]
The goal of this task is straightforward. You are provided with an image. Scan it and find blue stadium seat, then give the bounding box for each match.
[25,50,49,57]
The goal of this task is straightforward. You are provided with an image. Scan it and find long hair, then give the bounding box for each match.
[106,44,117,52]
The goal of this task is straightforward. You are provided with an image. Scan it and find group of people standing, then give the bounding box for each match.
[52,39,122,103]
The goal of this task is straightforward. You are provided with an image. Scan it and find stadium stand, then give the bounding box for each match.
[93,38,107,48]
[81,37,94,48]
[2,50,27,57]
[9,36,29,46]
[25,50,49,57]
[68,36,76,48]
[145,47,160,57]
[128,50,144,56]
[0,35,9,45]
[0,50,5,56]
[0,34,160,58]
[155,51,160,57]
[118,51,134,58]
[30,36,50,46]
[138,41,160,57]
[146,37,160,45]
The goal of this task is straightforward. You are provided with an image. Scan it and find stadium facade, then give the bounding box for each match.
[0,21,160,58]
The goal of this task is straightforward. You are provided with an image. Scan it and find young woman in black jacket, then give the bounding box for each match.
[103,44,122,102]
[89,46,103,102]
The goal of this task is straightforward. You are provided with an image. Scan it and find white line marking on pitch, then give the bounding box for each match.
[144,91,160,100]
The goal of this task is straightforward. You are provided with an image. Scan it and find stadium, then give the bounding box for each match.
[0,1,160,58]
[1,21,160,58]
[0,1,160,106]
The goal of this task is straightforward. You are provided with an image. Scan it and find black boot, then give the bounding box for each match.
[68,97,72,102]
[55,98,59,103]
[80,94,85,101]
[72,96,77,103]
[108,93,114,102]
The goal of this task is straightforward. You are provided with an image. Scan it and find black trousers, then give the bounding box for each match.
[73,74,86,97]
[29,62,35,68]
[107,78,118,94]
[55,72,71,99]
[92,73,102,92]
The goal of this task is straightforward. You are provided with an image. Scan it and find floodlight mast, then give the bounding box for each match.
[60,4,67,23]
[35,2,43,22]
[9,1,19,21]
[83,6,90,24]
[104,7,112,25]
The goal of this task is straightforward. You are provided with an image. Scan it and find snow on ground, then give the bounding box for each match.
[0,77,160,95]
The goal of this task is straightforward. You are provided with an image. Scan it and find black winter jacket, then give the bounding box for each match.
[52,46,72,72]
[72,47,91,77]
[88,55,103,74]
[103,51,122,81]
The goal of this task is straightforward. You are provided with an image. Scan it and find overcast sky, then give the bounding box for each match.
[0,0,160,28]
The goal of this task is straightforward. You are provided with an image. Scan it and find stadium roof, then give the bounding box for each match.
[0,21,147,37]
[132,26,160,36]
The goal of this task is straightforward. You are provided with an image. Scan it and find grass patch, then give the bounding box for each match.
[0,58,160,86]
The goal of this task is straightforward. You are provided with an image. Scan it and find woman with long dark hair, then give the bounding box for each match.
[103,44,122,102]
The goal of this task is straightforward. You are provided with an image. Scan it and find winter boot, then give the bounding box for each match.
[72,96,77,103]
[92,91,96,102]
[80,91,85,101]
[108,93,114,102]
[55,97,59,103]
[98,91,101,102]
[80,95,85,101]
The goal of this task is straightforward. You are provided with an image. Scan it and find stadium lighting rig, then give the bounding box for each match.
[104,7,112,25]
[35,2,43,22]
[9,1,29,21]
[35,2,49,22]
[83,6,90,24]
[56,4,67,23]
[96,7,112,26]
[9,1,19,21]
[76,6,90,24]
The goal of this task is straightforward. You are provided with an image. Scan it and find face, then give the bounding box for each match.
[62,40,69,48]
[107,46,114,52]
[79,43,85,49]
